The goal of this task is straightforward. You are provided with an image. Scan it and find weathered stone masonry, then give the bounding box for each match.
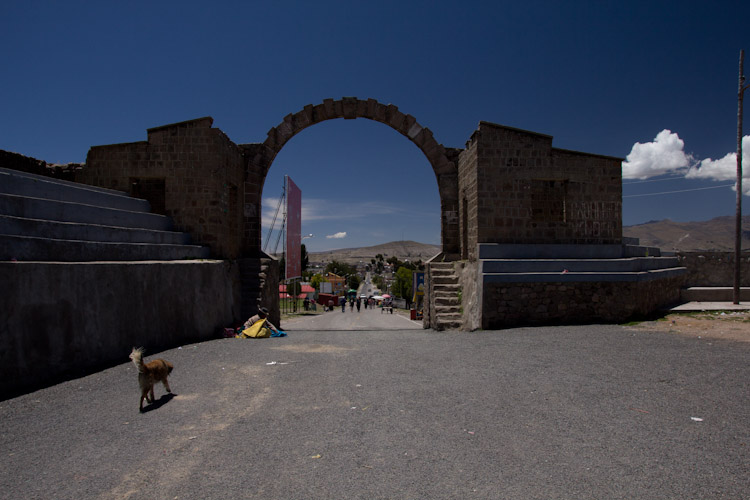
[483,277,685,329]
[431,120,671,330]
[70,99,683,331]
[78,117,276,324]
[80,117,246,260]
[245,97,461,257]
[457,122,622,262]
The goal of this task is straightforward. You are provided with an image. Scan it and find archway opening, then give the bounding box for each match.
[261,118,441,330]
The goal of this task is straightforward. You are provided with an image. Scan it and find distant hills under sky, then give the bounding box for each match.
[303,216,750,262]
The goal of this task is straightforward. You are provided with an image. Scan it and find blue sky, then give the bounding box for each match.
[2,1,749,252]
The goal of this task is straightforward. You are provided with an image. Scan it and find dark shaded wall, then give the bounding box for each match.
[78,117,246,260]
[0,261,239,400]
[457,122,622,261]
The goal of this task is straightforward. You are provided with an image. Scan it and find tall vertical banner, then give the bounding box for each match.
[412,271,425,302]
[285,176,302,280]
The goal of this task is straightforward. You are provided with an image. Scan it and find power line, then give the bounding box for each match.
[622,174,687,185]
[623,183,735,198]
[262,183,286,253]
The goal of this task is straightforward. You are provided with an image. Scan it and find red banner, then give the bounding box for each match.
[285,176,302,279]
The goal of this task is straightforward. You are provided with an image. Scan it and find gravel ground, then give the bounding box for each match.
[1,323,748,499]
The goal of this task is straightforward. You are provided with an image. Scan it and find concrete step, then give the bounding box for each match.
[0,167,150,212]
[0,214,190,244]
[483,267,687,283]
[435,324,462,331]
[432,275,459,285]
[435,318,462,331]
[431,268,457,278]
[435,304,461,315]
[478,242,665,259]
[436,311,462,320]
[0,234,210,261]
[0,193,172,231]
[433,283,461,293]
[479,243,625,259]
[680,287,750,302]
[430,262,454,269]
[431,263,455,271]
[481,257,680,274]
[434,295,460,306]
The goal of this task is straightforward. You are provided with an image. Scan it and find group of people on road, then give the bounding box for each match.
[238,292,398,339]
[302,297,316,311]
[381,297,394,314]
[338,296,363,312]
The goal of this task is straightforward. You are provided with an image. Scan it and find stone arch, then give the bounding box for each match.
[243,97,459,256]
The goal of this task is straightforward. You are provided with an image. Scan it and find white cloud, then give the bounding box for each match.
[686,136,750,193]
[326,232,347,239]
[622,129,694,180]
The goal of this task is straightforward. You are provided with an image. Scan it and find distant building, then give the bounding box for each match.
[325,273,346,295]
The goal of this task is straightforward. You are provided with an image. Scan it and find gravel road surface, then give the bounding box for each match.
[1,321,747,499]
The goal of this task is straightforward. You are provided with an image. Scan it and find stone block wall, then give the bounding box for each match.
[238,143,267,253]
[78,117,247,259]
[458,137,478,261]
[677,251,750,287]
[550,148,622,243]
[458,122,622,261]
[455,260,481,331]
[481,275,685,329]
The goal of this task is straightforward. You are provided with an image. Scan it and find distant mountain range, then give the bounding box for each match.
[308,240,440,264]
[624,216,750,252]
[304,217,748,262]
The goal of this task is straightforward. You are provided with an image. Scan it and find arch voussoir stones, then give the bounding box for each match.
[365,98,379,119]
[356,99,369,118]
[342,97,358,119]
[252,97,460,255]
[385,105,405,130]
[292,109,312,132]
[372,101,388,122]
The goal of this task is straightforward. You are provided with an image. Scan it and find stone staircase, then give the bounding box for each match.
[0,167,209,261]
[478,241,686,285]
[429,262,462,330]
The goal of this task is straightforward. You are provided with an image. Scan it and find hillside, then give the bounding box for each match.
[624,216,750,252]
[308,240,440,264]
[303,217,750,261]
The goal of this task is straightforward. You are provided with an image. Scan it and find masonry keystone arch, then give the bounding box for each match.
[242,97,459,257]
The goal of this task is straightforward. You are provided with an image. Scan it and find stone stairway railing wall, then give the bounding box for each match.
[238,254,280,327]
[425,240,688,331]
[475,242,686,329]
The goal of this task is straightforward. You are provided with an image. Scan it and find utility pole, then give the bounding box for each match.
[734,49,749,304]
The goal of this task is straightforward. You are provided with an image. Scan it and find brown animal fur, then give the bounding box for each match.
[129,347,173,412]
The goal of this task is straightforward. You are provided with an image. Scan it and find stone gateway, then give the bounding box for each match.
[35,97,689,330]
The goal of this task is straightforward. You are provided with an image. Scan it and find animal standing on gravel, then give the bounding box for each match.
[129,347,173,412]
